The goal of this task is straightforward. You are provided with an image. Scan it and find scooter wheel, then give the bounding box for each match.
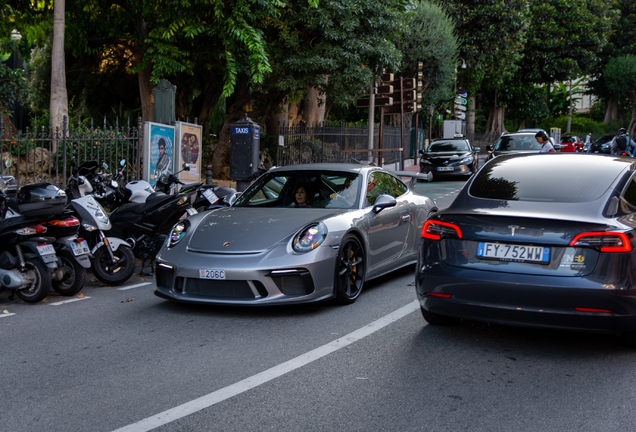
[52,248,86,296]
[16,258,52,303]
[91,244,135,286]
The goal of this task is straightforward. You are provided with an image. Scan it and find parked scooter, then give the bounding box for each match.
[65,159,135,285]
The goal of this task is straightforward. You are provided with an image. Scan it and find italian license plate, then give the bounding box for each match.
[202,189,219,205]
[37,244,57,263]
[437,167,453,171]
[199,269,226,280]
[477,242,550,263]
[70,240,90,256]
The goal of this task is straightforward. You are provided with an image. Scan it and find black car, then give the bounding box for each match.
[419,136,480,180]
[486,132,543,160]
[590,135,614,154]
[416,153,636,347]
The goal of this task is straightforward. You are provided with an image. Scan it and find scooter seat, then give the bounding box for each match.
[113,193,173,216]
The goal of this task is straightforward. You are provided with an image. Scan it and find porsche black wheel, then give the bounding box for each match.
[420,307,460,326]
[334,235,365,305]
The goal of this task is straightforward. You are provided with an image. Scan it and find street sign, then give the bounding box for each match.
[392,78,416,90]
[376,85,394,94]
[381,73,394,83]
[384,103,415,114]
[401,90,417,102]
[455,104,466,111]
[356,97,393,107]
[456,112,466,120]
[455,96,467,105]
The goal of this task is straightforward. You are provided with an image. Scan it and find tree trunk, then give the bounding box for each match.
[302,86,326,125]
[266,99,288,136]
[604,97,618,124]
[484,103,506,141]
[288,101,301,124]
[466,95,476,143]
[133,19,153,126]
[628,92,636,137]
[50,0,68,152]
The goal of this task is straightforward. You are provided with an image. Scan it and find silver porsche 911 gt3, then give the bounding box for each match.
[154,163,437,306]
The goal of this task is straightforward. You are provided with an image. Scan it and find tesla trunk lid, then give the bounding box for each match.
[434,215,611,276]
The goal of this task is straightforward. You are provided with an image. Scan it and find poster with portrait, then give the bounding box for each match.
[175,121,202,184]
[143,122,175,188]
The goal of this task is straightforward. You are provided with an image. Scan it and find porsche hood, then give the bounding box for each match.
[186,207,344,253]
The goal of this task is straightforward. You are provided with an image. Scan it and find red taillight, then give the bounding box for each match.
[48,217,80,227]
[575,307,613,313]
[425,292,452,298]
[421,220,462,240]
[570,232,631,252]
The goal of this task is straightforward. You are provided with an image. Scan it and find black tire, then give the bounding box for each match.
[91,244,135,286]
[420,307,460,326]
[52,249,86,296]
[334,235,365,305]
[15,258,52,303]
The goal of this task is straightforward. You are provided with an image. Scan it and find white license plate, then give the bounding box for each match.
[70,240,90,256]
[437,167,454,171]
[199,269,226,280]
[202,189,219,205]
[186,207,198,216]
[477,242,550,263]
[37,244,57,263]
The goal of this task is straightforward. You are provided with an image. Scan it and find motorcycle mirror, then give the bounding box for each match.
[70,157,76,168]
[120,159,126,167]
[102,163,109,170]
[3,156,11,169]
[182,163,190,172]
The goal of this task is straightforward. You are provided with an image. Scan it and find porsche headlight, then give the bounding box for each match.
[292,223,327,253]
[167,220,189,248]
[459,156,473,165]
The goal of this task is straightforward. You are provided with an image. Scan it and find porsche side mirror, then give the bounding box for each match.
[372,195,397,214]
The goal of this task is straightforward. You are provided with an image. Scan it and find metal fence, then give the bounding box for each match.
[0,114,142,188]
[277,122,414,168]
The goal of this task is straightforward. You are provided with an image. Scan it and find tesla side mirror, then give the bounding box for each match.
[372,194,397,214]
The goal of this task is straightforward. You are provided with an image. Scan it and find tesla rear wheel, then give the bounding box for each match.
[334,235,365,305]
[92,245,135,286]
[52,249,86,296]
[420,307,460,326]
[16,258,51,303]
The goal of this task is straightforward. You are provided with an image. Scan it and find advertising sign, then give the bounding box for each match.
[143,122,175,187]
[175,121,203,184]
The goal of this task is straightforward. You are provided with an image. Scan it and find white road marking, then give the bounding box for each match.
[0,313,16,318]
[49,297,92,306]
[117,282,153,291]
[112,300,420,432]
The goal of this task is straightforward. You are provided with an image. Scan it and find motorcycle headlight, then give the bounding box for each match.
[167,220,189,248]
[292,223,327,253]
[459,156,473,165]
[94,205,109,224]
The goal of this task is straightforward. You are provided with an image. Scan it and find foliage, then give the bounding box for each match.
[603,56,636,99]
[0,62,28,112]
[500,83,549,125]
[438,0,530,95]
[397,1,458,110]
[539,114,617,136]
[549,79,585,117]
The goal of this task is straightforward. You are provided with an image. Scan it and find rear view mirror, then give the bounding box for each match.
[120,159,126,167]
[182,163,191,172]
[3,156,11,169]
[102,163,109,170]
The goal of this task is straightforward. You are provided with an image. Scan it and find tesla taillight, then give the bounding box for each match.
[425,292,452,298]
[421,220,462,240]
[569,232,631,252]
[575,307,613,313]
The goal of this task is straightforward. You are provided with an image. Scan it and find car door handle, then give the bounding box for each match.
[400,214,410,222]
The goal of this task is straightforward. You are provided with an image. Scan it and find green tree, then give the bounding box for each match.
[398,1,458,111]
[603,55,636,135]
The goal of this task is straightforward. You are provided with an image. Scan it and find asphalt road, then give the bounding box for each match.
[3,180,636,432]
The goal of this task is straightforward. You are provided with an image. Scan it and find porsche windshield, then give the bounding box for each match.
[234,171,362,209]
[495,134,542,151]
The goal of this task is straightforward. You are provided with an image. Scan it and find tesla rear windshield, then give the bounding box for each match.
[469,156,621,203]
[428,140,469,152]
